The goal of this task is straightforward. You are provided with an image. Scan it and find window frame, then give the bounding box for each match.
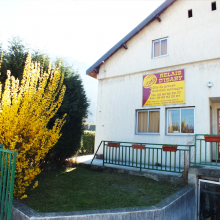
[136,109,160,135]
[152,37,169,59]
[166,107,195,135]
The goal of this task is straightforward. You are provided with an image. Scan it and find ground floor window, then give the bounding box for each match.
[136,110,160,134]
[167,108,194,134]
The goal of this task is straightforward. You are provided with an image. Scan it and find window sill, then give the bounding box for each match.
[166,133,195,136]
[152,54,169,59]
[135,133,160,135]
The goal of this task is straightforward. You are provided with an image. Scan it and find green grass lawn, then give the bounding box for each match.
[22,166,183,212]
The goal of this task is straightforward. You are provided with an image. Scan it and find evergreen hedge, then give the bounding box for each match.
[47,75,89,163]
[80,131,95,153]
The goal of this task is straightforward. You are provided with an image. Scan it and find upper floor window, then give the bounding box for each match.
[152,37,168,58]
[136,109,160,134]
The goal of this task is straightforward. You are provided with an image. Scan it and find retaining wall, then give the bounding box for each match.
[12,185,195,220]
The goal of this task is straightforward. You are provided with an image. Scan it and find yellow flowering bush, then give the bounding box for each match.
[33,181,38,189]
[0,53,66,199]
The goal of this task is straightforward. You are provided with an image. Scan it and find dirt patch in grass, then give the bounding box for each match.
[21,166,183,212]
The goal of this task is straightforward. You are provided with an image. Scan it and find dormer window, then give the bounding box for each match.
[152,37,168,58]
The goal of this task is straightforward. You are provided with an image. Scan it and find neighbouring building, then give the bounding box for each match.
[84,123,96,131]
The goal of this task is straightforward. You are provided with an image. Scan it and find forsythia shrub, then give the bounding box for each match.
[0,53,66,199]
[81,131,95,153]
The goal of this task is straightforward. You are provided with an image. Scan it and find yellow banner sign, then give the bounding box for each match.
[142,69,185,106]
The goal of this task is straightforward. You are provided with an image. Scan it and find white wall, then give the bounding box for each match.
[95,59,220,152]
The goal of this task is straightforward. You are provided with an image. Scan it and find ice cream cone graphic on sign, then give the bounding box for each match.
[142,74,157,106]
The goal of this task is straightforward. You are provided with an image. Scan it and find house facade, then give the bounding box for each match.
[86,0,220,154]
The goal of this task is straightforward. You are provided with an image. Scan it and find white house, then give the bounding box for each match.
[86,0,220,159]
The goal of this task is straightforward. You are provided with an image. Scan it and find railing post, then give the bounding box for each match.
[170,151,171,171]
[129,147,131,166]
[132,148,134,167]
[122,146,124,165]
[103,141,105,166]
[119,147,121,165]
[136,149,138,167]
[165,151,167,171]
[184,151,186,172]
[109,146,110,164]
[174,151,176,172]
[194,135,197,167]
[200,140,202,164]
[156,149,158,169]
[144,148,146,169]
[189,146,191,168]
[115,147,117,164]
[90,141,103,165]
[125,147,127,166]
[140,149,142,171]
[152,149,154,169]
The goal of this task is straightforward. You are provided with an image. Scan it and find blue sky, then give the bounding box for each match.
[0,0,165,123]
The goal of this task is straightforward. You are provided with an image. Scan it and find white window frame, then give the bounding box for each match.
[136,109,160,135]
[166,107,195,135]
[152,37,169,59]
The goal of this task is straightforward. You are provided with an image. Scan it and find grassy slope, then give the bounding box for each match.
[22,166,183,212]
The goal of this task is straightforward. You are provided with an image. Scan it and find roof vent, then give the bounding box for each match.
[212,2,216,11]
[188,9,193,18]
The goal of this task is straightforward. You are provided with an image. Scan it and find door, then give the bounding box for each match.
[199,179,220,220]
[217,109,220,158]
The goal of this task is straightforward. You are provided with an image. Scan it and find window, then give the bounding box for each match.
[212,2,217,11]
[167,108,195,135]
[188,9,193,18]
[152,37,168,58]
[136,110,160,134]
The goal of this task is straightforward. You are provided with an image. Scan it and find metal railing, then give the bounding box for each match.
[91,135,220,172]
[0,145,17,220]
[193,134,220,167]
[91,141,193,173]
